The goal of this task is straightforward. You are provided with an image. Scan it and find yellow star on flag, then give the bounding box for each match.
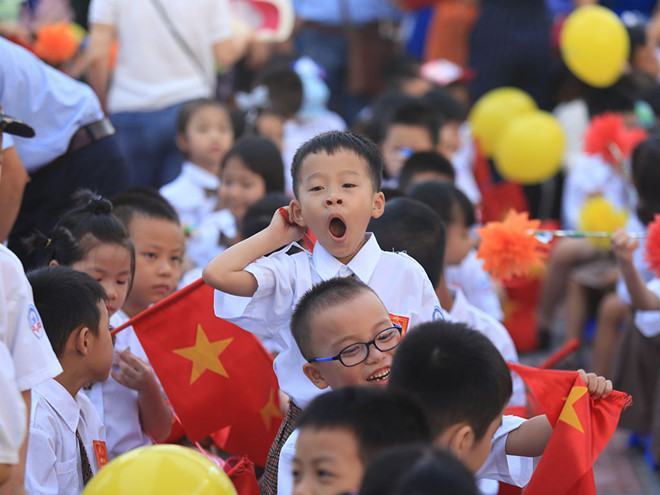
[260,388,283,430]
[558,385,588,433]
[173,324,233,384]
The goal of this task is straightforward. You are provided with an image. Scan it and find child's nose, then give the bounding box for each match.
[325,191,343,206]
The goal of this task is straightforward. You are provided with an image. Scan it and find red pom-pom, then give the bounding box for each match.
[646,215,660,277]
[584,113,646,165]
[476,211,549,281]
[33,23,80,64]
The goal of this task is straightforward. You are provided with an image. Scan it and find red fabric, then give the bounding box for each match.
[128,279,282,466]
[224,456,260,495]
[508,364,631,495]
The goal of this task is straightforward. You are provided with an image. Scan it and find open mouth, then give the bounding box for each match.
[328,216,347,241]
[366,367,391,383]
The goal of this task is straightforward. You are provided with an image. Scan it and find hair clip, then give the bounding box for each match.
[45,238,52,248]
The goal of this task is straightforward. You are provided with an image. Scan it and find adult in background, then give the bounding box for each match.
[0,38,129,269]
[86,0,245,188]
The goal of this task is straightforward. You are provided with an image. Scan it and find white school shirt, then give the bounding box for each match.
[449,289,525,407]
[446,250,504,321]
[277,415,533,494]
[0,245,62,392]
[0,342,26,465]
[160,162,220,231]
[634,278,660,338]
[186,208,237,268]
[84,311,152,460]
[616,214,653,305]
[452,124,482,205]
[26,379,105,495]
[214,234,446,408]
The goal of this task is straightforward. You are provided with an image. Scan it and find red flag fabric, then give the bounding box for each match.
[224,456,260,495]
[508,363,631,495]
[121,278,283,466]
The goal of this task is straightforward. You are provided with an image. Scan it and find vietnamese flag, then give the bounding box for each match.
[112,279,282,466]
[508,363,631,495]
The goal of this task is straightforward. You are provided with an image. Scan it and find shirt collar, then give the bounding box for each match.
[36,378,81,433]
[311,233,382,282]
[448,287,468,319]
[182,162,220,189]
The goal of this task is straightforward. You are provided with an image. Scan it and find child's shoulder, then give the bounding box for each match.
[379,248,429,277]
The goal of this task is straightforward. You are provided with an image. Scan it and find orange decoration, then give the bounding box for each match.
[583,113,646,165]
[33,23,80,64]
[645,214,660,277]
[477,211,549,281]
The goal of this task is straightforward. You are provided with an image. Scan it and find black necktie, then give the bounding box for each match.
[76,430,93,485]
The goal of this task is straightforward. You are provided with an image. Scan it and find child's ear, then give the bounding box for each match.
[440,423,475,460]
[370,191,385,219]
[48,259,60,268]
[73,326,92,356]
[289,199,307,228]
[303,363,330,390]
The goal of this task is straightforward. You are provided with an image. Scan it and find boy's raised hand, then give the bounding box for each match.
[112,349,159,393]
[578,369,613,399]
[611,229,638,264]
[271,204,307,247]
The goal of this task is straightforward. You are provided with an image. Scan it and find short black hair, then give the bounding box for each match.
[297,387,431,465]
[28,266,107,357]
[585,76,638,118]
[360,445,478,495]
[423,87,467,123]
[112,188,180,229]
[222,135,285,193]
[256,61,303,119]
[389,321,512,440]
[176,98,230,135]
[409,182,476,227]
[291,277,379,359]
[399,151,455,194]
[240,193,290,240]
[631,137,660,224]
[384,98,441,146]
[369,198,445,287]
[290,131,383,197]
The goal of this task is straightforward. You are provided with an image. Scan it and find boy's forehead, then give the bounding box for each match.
[299,149,371,179]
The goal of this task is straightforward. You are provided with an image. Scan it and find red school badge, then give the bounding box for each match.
[388,314,410,334]
[92,440,108,468]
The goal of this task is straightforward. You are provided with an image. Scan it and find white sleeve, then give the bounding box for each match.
[0,343,25,465]
[476,416,535,487]
[2,134,14,150]
[25,421,59,495]
[88,0,119,25]
[209,0,233,42]
[634,278,660,337]
[277,429,298,495]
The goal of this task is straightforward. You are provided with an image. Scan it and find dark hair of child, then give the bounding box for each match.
[255,59,303,119]
[28,266,107,357]
[112,188,181,229]
[408,182,476,228]
[24,189,135,274]
[386,98,441,146]
[368,197,445,287]
[389,321,513,440]
[355,91,417,144]
[297,386,431,465]
[290,131,383,197]
[585,76,638,118]
[423,87,467,123]
[239,193,290,240]
[627,25,648,64]
[291,277,377,360]
[359,445,479,495]
[398,151,456,194]
[222,135,286,193]
[630,137,660,224]
[175,98,230,136]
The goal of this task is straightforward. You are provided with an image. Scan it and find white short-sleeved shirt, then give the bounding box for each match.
[634,278,660,338]
[0,245,62,392]
[2,133,14,150]
[616,214,653,304]
[214,234,446,408]
[89,0,232,113]
[0,38,105,172]
[186,208,237,268]
[449,288,525,407]
[277,415,534,494]
[0,342,26,465]
[26,379,105,495]
[446,250,504,321]
[452,124,482,205]
[84,311,153,460]
[160,162,220,231]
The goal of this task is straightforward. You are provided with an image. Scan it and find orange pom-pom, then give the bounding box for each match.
[477,211,549,281]
[583,113,646,165]
[33,23,80,64]
[646,214,660,277]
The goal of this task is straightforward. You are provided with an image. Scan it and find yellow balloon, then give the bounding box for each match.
[83,445,237,495]
[468,87,537,156]
[494,111,565,185]
[560,5,629,88]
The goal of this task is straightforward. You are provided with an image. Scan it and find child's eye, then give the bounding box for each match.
[171,255,183,264]
[316,469,335,480]
[340,344,362,358]
[142,252,157,260]
[342,183,356,188]
[308,185,323,192]
[117,279,128,286]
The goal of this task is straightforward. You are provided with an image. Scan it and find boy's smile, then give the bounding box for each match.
[290,149,385,264]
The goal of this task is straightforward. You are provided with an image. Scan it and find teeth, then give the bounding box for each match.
[368,369,391,381]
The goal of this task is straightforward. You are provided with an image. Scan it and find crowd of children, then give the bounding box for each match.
[2,2,660,494]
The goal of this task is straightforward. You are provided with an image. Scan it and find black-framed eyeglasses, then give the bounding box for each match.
[307,325,403,368]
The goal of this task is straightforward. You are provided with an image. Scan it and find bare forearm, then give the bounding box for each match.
[86,24,115,110]
[505,415,552,458]
[619,260,660,310]
[138,380,173,442]
[0,148,27,242]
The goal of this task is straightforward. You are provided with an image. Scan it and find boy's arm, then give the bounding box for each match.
[202,205,305,297]
[23,422,58,495]
[612,231,660,310]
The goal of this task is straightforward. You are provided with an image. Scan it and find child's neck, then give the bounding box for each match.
[435,278,455,312]
[54,361,90,398]
[334,234,369,265]
[122,299,148,318]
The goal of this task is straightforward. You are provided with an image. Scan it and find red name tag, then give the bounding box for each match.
[389,313,410,334]
[93,440,108,468]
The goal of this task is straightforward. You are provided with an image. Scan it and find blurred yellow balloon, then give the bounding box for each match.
[83,445,237,495]
[494,111,565,185]
[468,87,537,156]
[578,196,628,249]
[560,5,629,88]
